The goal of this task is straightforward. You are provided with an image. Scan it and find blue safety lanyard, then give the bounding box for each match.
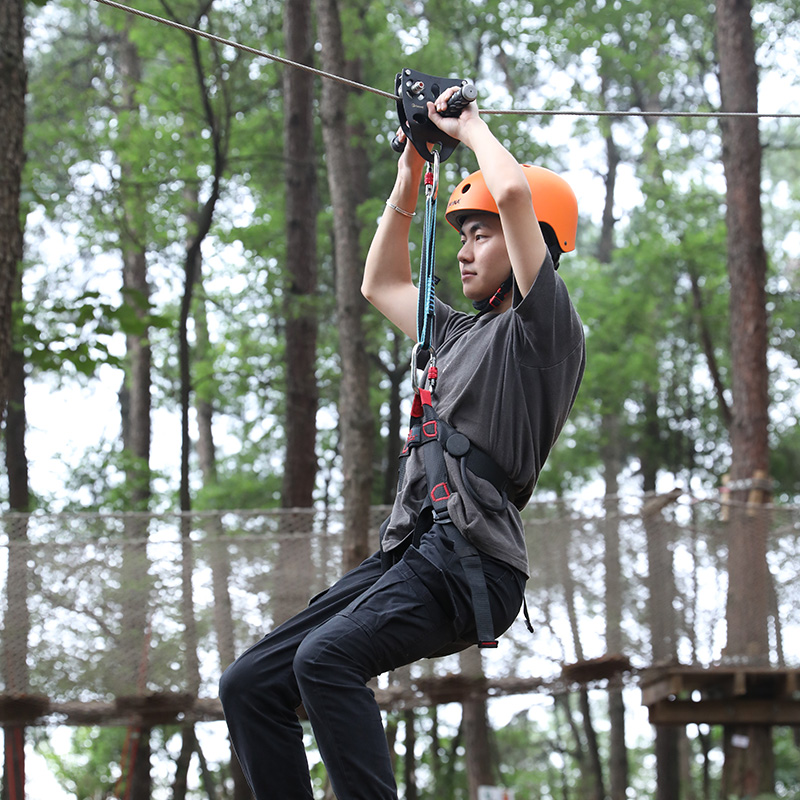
[415,150,440,354]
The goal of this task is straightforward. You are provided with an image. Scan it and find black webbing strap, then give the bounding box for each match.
[446,525,498,648]
[402,419,509,499]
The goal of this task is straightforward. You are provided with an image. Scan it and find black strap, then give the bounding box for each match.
[379,506,434,573]
[445,523,498,648]
[472,272,514,314]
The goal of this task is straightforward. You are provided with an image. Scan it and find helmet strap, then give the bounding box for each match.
[473,273,514,314]
[541,223,562,270]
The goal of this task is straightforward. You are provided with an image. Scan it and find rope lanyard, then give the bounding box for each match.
[416,151,440,354]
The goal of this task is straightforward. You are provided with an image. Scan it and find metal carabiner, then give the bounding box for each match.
[424,148,440,201]
[410,342,437,393]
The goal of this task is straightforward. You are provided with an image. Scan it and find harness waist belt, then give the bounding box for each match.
[404,419,510,500]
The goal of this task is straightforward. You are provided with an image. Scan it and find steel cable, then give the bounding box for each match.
[91,0,800,121]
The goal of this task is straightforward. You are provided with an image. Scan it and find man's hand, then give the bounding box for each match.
[427,86,484,145]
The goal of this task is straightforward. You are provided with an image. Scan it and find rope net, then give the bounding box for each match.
[1,495,798,720]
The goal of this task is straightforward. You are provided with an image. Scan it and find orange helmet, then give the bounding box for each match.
[445,164,578,253]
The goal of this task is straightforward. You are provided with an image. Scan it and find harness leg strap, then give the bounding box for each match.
[447,525,498,649]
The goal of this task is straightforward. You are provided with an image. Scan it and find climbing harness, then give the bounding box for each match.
[386,378,537,648]
[394,386,505,648]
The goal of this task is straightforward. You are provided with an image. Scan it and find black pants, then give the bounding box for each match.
[218,524,525,800]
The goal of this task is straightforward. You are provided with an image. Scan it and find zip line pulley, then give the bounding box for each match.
[392,68,477,163]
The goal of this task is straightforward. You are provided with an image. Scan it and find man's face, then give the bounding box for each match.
[457,213,512,303]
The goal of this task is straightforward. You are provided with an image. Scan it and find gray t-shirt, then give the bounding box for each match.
[382,252,585,577]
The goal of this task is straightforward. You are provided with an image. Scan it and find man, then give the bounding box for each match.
[219,89,585,800]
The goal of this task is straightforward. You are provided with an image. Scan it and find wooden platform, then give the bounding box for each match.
[0,693,222,727]
[0,675,552,727]
[6,664,799,727]
[640,664,800,725]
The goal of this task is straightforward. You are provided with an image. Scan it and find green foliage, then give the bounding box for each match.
[771,425,800,501]
[486,700,661,799]
[37,726,126,799]
[18,286,173,379]
[564,173,734,488]
[35,726,185,800]
[773,726,800,796]
[19,0,800,512]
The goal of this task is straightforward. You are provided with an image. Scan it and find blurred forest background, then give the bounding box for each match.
[1,0,799,797]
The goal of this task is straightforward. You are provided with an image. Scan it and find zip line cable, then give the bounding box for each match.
[92,0,396,101]
[93,0,799,120]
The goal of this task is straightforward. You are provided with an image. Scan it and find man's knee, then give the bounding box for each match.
[292,633,322,689]
[293,623,352,693]
[219,646,290,714]
[218,654,250,714]
[293,616,374,694]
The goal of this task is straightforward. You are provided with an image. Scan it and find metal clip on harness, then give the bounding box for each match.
[410,342,437,394]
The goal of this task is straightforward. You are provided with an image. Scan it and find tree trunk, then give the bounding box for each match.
[4,286,30,800]
[624,64,687,799]
[177,10,226,516]
[172,21,238,793]
[715,0,773,793]
[118,17,152,510]
[130,727,152,800]
[272,0,319,631]
[560,526,605,799]
[117,20,152,685]
[0,0,26,427]
[315,0,374,571]
[403,709,418,800]
[193,268,250,799]
[596,129,619,265]
[193,731,220,800]
[460,647,495,800]
[116,25,154,799]
[601,414,628,800]
[282,0,319,511]
[375,332,405,505]
[596,122,628,800]
[171,726,194,800]
[640,389,682,800]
